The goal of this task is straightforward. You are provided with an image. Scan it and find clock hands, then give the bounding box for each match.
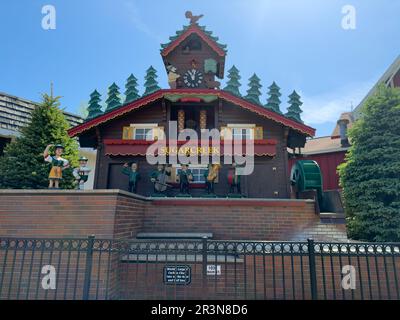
[184,69,203,87]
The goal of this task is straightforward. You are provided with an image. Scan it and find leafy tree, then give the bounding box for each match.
[0,94,79,189]
[105,82,122,112]
[223,65,242,96]
[338,85,400,241]
[286,90,303,123]
[143,66,161,96]
[265,82,282,114]
[86,89,103,120]
[244,74,262,105]
[124,74,140,104]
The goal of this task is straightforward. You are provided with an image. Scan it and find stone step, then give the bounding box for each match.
[136,232,213,240]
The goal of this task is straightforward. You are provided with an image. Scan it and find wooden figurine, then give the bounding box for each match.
[167,64,180,89]
[185,11,204,25]
[73,156,91,190]
[228,162,241,194]
[43,144,70,189]
[204,163,220,194]
[150,164,172,195]
[177,164,193,195]
[122,162,141,193]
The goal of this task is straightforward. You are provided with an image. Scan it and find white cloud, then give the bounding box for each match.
[300,80,375,125]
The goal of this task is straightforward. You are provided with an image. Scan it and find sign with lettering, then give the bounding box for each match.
[163,265,191,285]
[159,146,220,156]
[207,264,221,276]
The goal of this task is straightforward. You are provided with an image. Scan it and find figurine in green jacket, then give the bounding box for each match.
[122,162,141,193]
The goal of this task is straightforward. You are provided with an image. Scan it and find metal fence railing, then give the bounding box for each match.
[1,236,399,300]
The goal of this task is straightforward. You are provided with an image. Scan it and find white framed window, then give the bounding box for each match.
[128,123,165,141]
[134,128,153,140]
[232,128,253,140]
[222,124,256,140]
[173,164,208,183]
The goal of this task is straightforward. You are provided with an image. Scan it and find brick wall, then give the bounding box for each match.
[0,190,148,300]
[144,198,347,241]
[0,190,346,241]
[118,254,400,300]
[0,190,147,239]
[0,190,351,300]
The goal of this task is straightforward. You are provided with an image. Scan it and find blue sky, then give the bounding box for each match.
[0,0,399,136]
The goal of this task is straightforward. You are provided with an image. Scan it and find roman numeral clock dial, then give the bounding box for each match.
[183,69,203,88]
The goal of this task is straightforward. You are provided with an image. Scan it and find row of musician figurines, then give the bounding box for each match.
[42,144,242,196]
[122,162,242,197]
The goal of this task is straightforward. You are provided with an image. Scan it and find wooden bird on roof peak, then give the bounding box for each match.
[185,11,204,25]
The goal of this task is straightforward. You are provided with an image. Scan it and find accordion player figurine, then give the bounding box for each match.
[73,156,91,190]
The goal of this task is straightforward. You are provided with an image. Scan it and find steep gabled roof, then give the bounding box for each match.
[160,23,227,57]
[353,55,400,120]
[68,89,315,138]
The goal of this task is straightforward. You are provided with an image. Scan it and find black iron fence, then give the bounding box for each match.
[0,236,399,300]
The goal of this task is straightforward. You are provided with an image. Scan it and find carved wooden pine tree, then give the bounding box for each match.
[286,90,303,123]
[223,65,242,97]
[105,83,122,112]
[86,90,103,120]
[265,82,282,114]
[124,74,140,104]
[143,66,161,96]
[244,74,262,105]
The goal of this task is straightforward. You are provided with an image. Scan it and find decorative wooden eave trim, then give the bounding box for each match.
[103,139,278,146]
[68,89,315,138]
[68,91,164,137]
[161,24,226,57]
[219,91,315,137]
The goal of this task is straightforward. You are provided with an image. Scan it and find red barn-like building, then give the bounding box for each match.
[289,54,400,191]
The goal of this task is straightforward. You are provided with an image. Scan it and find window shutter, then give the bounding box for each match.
[254,126,263,140]
[122,126,134,140]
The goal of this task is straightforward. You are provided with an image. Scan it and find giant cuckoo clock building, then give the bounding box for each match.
[68,12,316,199]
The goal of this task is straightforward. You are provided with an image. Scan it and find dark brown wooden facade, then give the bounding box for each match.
[68,16,315,198]
[72,94,313,198]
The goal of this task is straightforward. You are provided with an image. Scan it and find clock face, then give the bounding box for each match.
[183,69,203,88]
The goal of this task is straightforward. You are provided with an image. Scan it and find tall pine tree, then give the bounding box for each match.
[124,74,140,104]
[244,74,262,105]
[339,86,400,241]
[223,65,242,97]
[0,94,79,189]
[265,82,282,114]
[143,66,161,96]
[286,90,303,123]
[105,82,122,112]
[86,89,103,120]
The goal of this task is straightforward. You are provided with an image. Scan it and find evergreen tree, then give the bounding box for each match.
[0,94,79,189]
[265,82,282,114]
[105,82,122,112]
[124,74,140,104]
[338,86,400,242]
[143,66,161,96]
[244,74,262,105]
[86,89,103,120]
[286,90,303,123]
[223,65,242,97]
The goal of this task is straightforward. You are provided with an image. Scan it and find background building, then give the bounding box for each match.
[289,54,400,191]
